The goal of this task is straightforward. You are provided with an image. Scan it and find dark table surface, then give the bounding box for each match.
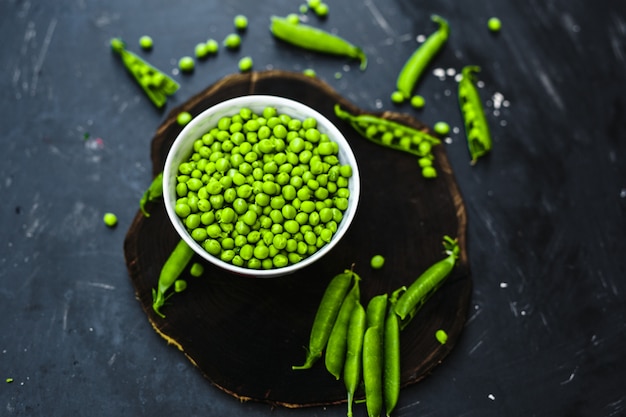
[1,1,625,416]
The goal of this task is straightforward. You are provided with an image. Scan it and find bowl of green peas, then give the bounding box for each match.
[163,95,360,278]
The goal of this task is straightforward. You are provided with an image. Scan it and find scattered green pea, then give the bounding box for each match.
[390,91,405,104]
[189,262,205,277]
[436,329,448,344]
[314,2,329,17]
[6,377,14,383]
[488,17,502,32]
[177,111,192,126]
[223,33,242,50]
[238,56,253,72]
[299,4,308,14]
[334,72,342,79]
[303,68,316,77]
[195,42,209,59]
[308,0,321,8]
[139,35,153,50]
[234,14,248,31]
[103,212,118,227]
[410,94,426,109]
[178,56,195,72]
[205,39,219,54]
[370,254,385,269]
[174,279,187,293]
[286,13,300,25]
[433,121,450,136]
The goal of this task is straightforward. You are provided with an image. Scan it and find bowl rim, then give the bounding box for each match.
[162,94,361,278]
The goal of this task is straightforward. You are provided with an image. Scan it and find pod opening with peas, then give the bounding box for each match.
[163,96,360,277]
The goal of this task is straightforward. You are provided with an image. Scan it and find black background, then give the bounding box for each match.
[1,1,625,416]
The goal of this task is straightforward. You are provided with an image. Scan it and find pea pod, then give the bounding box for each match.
[325,274,361,379]
[458,65,492,164]
[395,15,450,100]
[363,326,383,417]
[383,302,401,417]
[334,104,440,178]
[344,302,366,417]
[394,236,459,326]
[152,239,195,318]
[139,172,163,217]
[366,294,388,331]
[293,269,355,370]
[110,38,179,108]
[270,16,367,70]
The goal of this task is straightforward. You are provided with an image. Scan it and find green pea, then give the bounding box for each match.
[204,239,221,256]
[223,33,241,49]
[370,254,385,269]
[177,111,192,126]
[238,56,253,72]
[103,212,118,227]
[195,42,209,59]
[139,35,153,50]
[205,39,219,54]
[178,56,195,72]
[488,17,502,32]
[234,14,248,31]
[434,121,450,136]
[175,203,191,218]
[189,262,204,277]
[410,94,426,109]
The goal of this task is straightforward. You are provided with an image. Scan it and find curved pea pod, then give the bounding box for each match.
[334,104,440,155]
[383,306,401,417]
[344,302,366,417]
[325,274,361,379]
[139,172,163,217]
[152,239,195,318]
[270,16,367,70]
[363,326,384,417]
[110,38,179,108]
[458,65,492,164]
[396,15,450,99]
[293,269,355,370]
[394,236,459,327]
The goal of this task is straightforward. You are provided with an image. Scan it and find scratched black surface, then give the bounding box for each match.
[1,1,625,416]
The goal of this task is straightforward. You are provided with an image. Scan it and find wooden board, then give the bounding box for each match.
[123,70,472,408]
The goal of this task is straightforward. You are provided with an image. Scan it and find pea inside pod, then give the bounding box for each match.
[110,38,179,108]
[334,104,440,178]
[458,65,492,164]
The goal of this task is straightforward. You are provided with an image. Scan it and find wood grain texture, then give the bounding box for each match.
[123,70,471,407]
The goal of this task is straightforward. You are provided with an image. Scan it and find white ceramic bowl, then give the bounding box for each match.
[163,95,360,277]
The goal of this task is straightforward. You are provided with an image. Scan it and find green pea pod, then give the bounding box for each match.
[458,65,492,164]
[152,239,195,318]
[334,104,440,155]
[293,269,354,370]
[383,305,401,417]
[111,38,179,108]
[366,293,388,332]
[363,326,383,417]
[270,16,367,70]
[396,15,450,99]
[325,274,361,379]
[394,236,459,326]
[344,302,366,417]
[139,172,163,217]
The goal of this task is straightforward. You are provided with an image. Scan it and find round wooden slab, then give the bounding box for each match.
[123,70,471,408]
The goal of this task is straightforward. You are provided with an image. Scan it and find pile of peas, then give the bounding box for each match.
[173,106,353,270]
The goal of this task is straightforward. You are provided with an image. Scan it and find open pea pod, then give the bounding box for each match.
[111,38,179,108]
